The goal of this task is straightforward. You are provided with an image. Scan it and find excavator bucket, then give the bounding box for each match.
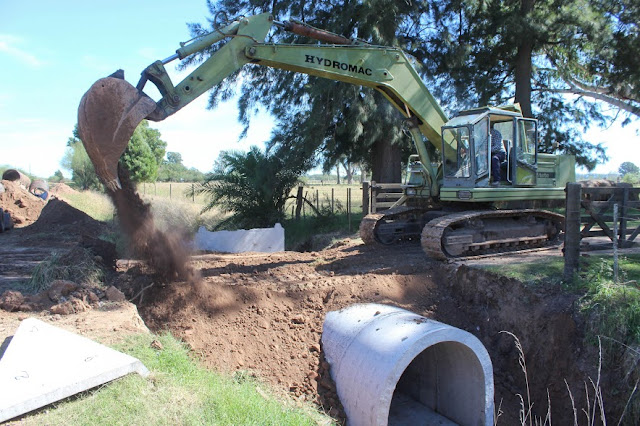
[77,74,157,191]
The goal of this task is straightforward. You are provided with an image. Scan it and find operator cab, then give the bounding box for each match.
[440,106,538,188]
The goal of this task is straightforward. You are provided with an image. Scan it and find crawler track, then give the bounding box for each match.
[359,206,424,245]
[420,209,564,260]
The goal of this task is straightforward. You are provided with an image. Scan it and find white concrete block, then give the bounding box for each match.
[322,304,494,426]
[193,223,284,253]
[0,318,149,423]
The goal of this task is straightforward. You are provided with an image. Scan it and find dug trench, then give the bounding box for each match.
[117,239,629,424]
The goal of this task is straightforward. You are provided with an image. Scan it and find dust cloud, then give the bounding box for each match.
[109,166,196,283]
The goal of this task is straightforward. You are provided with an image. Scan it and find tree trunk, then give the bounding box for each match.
[295,186,303,220]
[514,0,535,118]
[371,139,402,183]
[336,165,341,184]
[342,160,354,184]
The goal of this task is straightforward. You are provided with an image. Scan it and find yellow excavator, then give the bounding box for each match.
[78,13,575,259]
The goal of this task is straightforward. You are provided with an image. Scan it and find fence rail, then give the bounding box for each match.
[564,182,640,279]
[366,181,404,213]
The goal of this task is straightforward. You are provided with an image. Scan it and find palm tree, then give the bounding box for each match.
[194,146,310,230]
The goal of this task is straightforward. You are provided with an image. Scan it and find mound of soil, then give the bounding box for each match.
[25,198,106,237]
[0,179,46,227]
[49,183,78,197]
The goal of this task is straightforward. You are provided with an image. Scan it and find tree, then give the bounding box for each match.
[166,152,183,165]
[411,0,640,169]
[119,120,167,183]
[193,145,313,229]
[157,151,205,182]
[184,0,418,183]
[66,120,166,188]
[49,170,65,183]
[619,162,639,176]
[61,139,100,190]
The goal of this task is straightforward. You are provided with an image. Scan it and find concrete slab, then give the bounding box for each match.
[0,318,149,423]
[194,223,284,253]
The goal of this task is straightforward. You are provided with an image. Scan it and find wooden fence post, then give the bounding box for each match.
[613,203,619,283]
[331,188,334,213]
[564,182,582,281]
[295,185,304,220]
[370,181,376,213]
[362,181,369,215]
[620,186,629,247]
[316,189,319,212]
[348,187,352,232]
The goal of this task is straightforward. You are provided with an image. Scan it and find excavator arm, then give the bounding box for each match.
[78,13,450,194]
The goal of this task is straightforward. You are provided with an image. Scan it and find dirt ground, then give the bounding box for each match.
[1,195,637,424]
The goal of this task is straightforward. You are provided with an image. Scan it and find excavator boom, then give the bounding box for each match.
[78,13,448,194]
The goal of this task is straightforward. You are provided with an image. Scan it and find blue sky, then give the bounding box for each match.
[0,0,637,178]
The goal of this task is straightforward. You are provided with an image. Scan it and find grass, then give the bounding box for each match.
[284,212,363,250]
[483,257,566,287]
[26,247,104,293]
[486,254,640,424]
[485,254,640,345]
[61,191,115,222]
[27,333,332,425]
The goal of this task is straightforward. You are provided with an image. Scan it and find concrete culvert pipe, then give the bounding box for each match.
[2,169,31,189]
[322,304,494,426]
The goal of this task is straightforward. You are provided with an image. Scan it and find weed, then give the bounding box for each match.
[26,247,104,293]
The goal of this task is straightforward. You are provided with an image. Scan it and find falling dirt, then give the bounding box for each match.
[108,167,195,283]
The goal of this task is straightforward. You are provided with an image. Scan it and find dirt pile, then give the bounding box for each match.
[108,167,194,282]
[25,198,105,236]
[0,179,46,227]
[49,183,78,197]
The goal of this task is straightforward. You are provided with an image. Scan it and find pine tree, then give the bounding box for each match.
[184,0,418,182]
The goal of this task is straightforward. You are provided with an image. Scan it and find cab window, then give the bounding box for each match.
[517,120,537,165]
[443,127,470,178]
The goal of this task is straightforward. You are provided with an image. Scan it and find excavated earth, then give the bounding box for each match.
[0,194,636,424]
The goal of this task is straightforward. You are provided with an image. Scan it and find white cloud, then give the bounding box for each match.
[0,34,43,67]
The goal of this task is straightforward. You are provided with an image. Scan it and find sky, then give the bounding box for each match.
[0,0,637,179]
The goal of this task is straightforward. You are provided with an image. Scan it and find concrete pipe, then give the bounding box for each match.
[2,169,31,189]
[29,179,49,200]
[322,304,494,426]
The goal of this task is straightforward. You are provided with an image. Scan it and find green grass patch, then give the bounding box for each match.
[28,333,332,425]
[483,257,566,287]
[576,255,640,345]
[62,191,115,222]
